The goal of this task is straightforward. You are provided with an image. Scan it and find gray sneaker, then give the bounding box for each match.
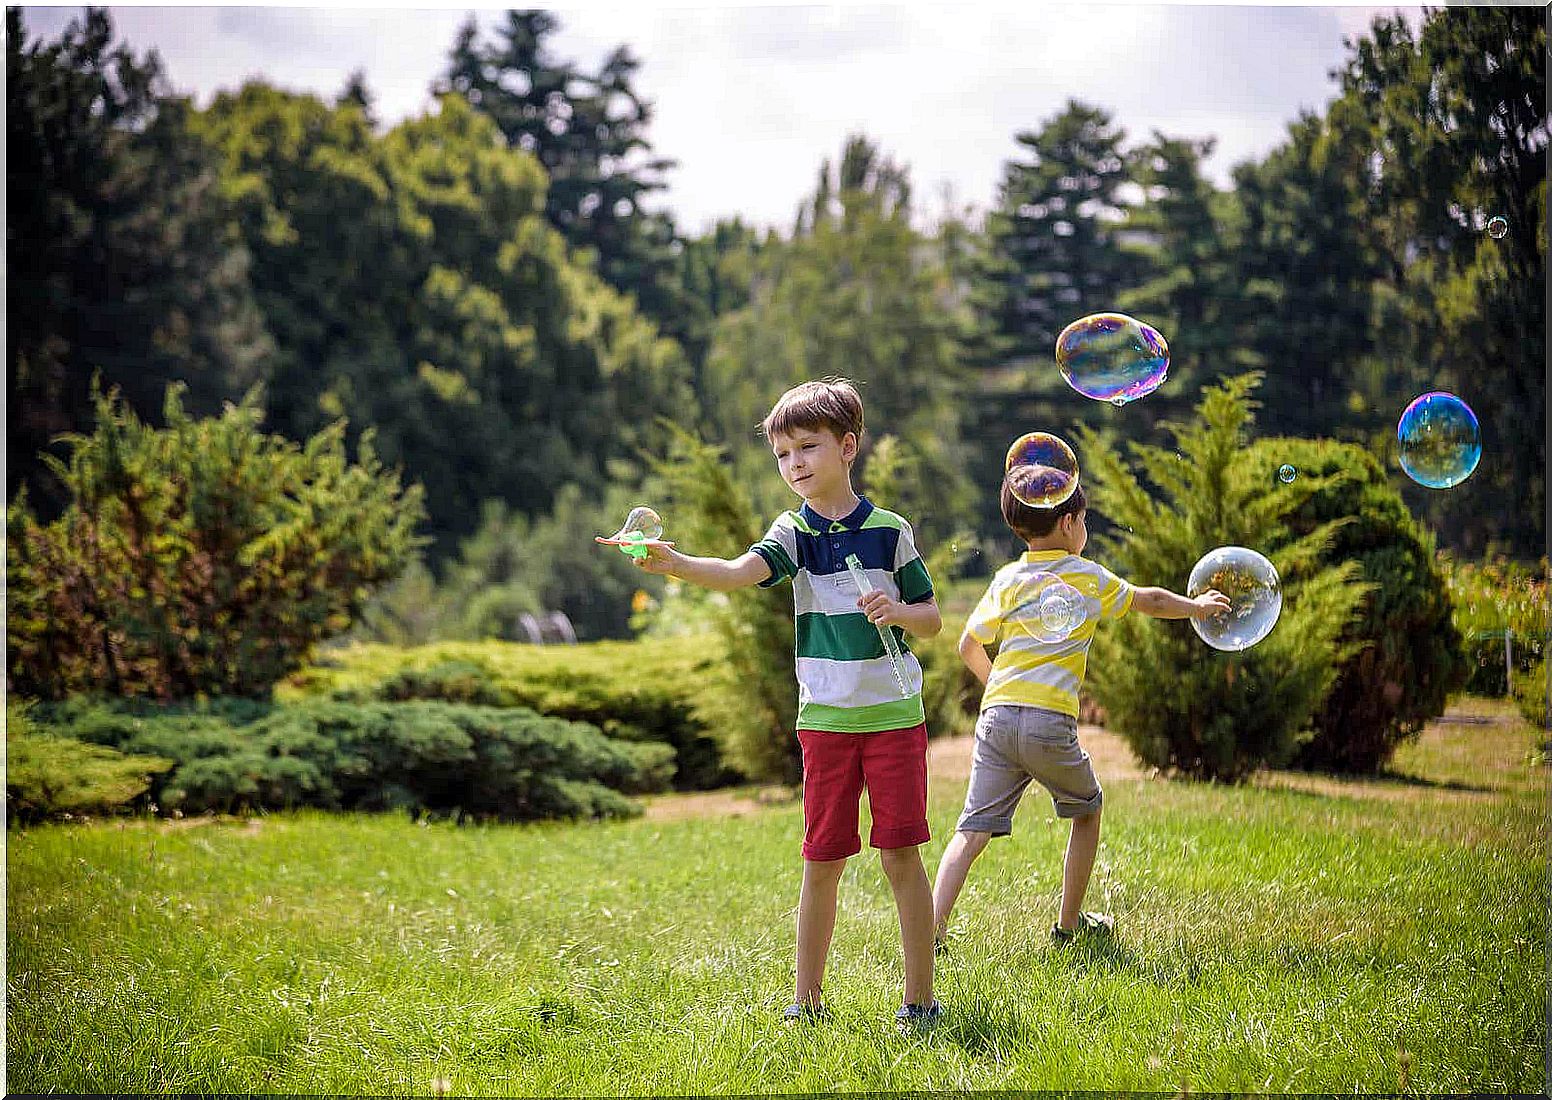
[782,1001,831,1024]
[1051,911,1115,945]
[895,998,944,1033]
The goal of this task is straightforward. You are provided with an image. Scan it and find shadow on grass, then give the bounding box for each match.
[1371,769,1492,793]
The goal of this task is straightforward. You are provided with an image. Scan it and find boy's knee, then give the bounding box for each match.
[959,829,993,856]
[1072,808,1102,829]
[878,845,923,878]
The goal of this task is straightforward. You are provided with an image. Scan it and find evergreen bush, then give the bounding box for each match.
[7,383,425,700]
[6,737,174,823]
[1076,374,1371,781]
[1250,436,1468,772]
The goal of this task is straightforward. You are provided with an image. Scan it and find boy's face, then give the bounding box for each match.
[770,426,856,500]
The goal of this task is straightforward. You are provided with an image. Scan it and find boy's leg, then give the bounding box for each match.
[879,845,934,1006]
[860,723,934,1006]
[793,728,866,1009]
[1057,808,1102,931]
[795,857,848,1007]
[936,707,1033,938]
[931,829,993,938]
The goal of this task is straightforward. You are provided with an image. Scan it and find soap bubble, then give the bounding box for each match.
[1004,432,1079,509]
[1006,571,1089,644]
[1277,464,1297,484]
[1486,216,1508,240]
[613,506,663,542]
[1397,392,1481,489]
[1055,312,1170,405]
[1187,546,1282,652]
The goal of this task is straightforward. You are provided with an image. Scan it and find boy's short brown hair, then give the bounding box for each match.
[761,377,865,446]
[1002,473,1086,541]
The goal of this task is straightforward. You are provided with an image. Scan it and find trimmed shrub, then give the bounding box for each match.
[291,639,743,791]
[1077,374,1371,781]
[1250,437,1468,773]
[23,696,673,823]
[6,737,174,823]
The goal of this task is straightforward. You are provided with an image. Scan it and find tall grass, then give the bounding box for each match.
[8,698,1544,1094]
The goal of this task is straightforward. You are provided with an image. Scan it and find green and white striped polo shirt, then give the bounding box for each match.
[750,497,935,733]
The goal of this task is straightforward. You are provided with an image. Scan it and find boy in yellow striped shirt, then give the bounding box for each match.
[932,472,1228,946]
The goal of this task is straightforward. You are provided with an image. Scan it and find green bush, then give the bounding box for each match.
[293,641,739,790]
[6,737,174,823]
[1249,437,1468,773]
[23,696,673,823]
[1077,374,1370,781]
[1513,661,1548,730]
[7,383,424,701]
[1440,554,1548,696]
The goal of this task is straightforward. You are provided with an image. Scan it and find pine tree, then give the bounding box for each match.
[1074,374,1371,781]
[7,8,272,519]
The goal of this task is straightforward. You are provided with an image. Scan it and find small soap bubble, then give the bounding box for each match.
[1486,216,1508,240]
[1188,546,1282,652]
[1055,312,1170,406]
[1004,432,1079,509]
[1006,571,1089,644]
[1277,464,1297,484]
[1397,392,1480,489]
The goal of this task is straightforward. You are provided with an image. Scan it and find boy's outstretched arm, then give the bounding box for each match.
[957,631,993,685]
[1132,586,1230,620]
[635,544,772,591]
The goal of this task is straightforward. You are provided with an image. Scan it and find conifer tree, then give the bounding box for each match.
[1075,374,1370,781]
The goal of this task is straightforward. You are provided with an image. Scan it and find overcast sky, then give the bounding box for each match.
[18,2,1426,234]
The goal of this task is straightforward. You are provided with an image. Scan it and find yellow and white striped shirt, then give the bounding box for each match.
[964,550,1135,718]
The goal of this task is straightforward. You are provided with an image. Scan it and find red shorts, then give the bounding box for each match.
[796,723,930,861]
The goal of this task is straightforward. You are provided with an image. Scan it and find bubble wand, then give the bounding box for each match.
[844,553,911,698]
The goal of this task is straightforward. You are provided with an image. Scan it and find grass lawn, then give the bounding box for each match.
[8,697,1546,1094]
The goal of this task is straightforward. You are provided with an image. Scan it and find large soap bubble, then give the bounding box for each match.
[1187,546,1282,652]
[1486,216,1508,240]
[1055,312,1170,406]
[1004,432,1079,509]
[1397,392,1481,489]
[1006,571,1089,644]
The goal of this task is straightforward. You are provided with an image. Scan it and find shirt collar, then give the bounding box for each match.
[801,495,874,534]
[1020,548,1071,563]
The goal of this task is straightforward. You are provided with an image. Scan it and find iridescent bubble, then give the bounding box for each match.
[1486,216,1508,240]
[1277,464,1297,484]
[1004,431,1079,509]
[1397,392,1481,489]
[1006,571,1089,644]
[613,506,663,542]
[1055,312,1170,406]
[1187,546,1282,652]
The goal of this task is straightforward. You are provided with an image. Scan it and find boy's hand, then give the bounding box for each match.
[1190,589,1232,619]
[634,542,679,576]
[858,590,906,626]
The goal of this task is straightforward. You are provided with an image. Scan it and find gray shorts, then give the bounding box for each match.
[956,705,1103,836]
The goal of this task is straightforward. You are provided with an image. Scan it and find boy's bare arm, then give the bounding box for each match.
[637,545,773,591]
[1132,586,1230,620]
[957,631,993,685]
[858,592,942,639]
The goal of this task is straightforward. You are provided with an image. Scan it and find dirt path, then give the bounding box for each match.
[641,704,1523,822]
[640,723,1146,822]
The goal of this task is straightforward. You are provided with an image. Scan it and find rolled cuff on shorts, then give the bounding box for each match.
[871,820,931,850]
[1053,786,1104,818]
[954,812,1014,837]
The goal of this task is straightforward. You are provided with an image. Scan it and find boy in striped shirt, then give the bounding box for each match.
[634,378,945,1029]
[931,469,1228,947]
